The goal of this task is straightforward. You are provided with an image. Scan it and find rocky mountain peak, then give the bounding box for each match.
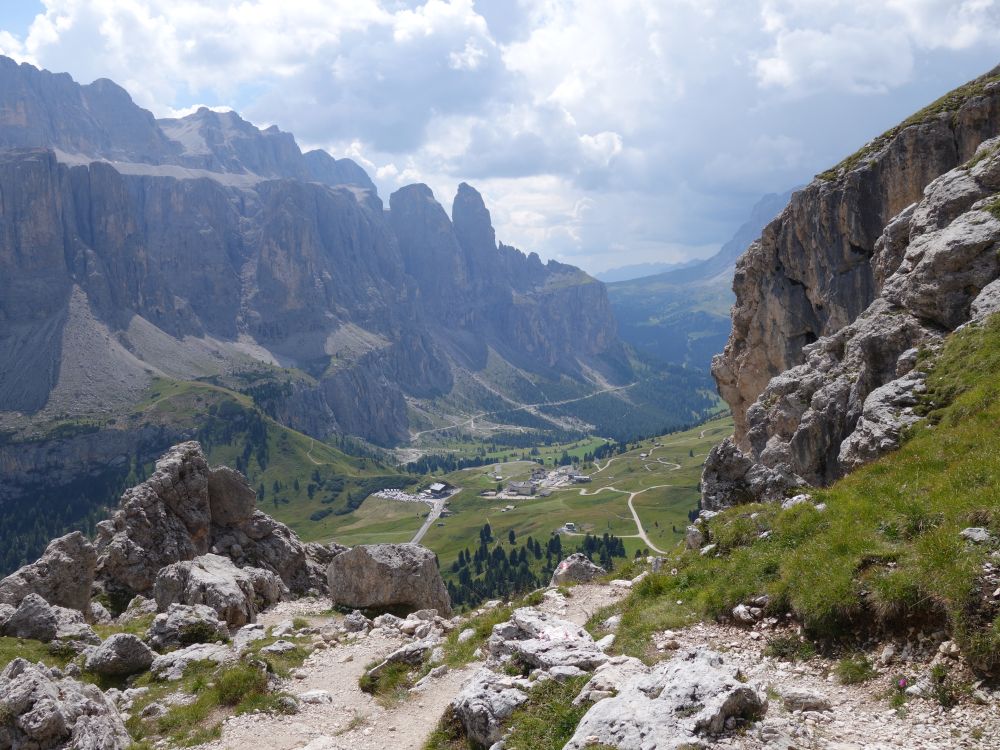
[452,181,497,258]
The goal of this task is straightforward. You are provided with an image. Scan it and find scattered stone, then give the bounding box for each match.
[146,603,230,650]
[153,553,283,628]
[364,640,434,681]
[118,595,158,624]
[89,601,113,625]
[488,608,608,670]
[299,690,332,704]
[961,527,994,544]
[327,543,452,615]
[343,610,371,633]
[780,688,832,712]
[684,525,705,550]
[150,643,234,681]
[1,593,98,644]
[232,623,267,654]
[574,655,648,705]
[261,640,298,655]
[450,668,530,748]
[457,628,476,644]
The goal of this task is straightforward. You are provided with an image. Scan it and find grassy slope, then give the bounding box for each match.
[131,378,410,544]
[604,316,1000,667]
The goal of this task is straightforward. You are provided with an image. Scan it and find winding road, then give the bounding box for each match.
[408,381,638,441]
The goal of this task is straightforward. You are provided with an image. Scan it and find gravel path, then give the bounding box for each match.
[658,621,1000,749]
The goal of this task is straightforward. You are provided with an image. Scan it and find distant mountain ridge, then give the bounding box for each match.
[0,54,716,451]
[607,191,793,370]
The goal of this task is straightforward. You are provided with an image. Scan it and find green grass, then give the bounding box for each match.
[764,634,817,662]
[502,676,592,750]
[358,660,417,707]
[0,637,75,671]
[400,418,728,585]
[423,675,595,750]
[599,315,1000,669]
[817,67,1000,180]
[125,654,300,747]
[835,655,877,685]
[442,604,515,667]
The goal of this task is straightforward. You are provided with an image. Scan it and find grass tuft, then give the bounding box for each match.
[503,676,592,750]
[835,655,876,685]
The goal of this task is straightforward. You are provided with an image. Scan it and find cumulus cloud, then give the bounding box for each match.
[1,0,999,272]
[754,0,1000,95]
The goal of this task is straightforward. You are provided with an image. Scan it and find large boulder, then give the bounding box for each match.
[0,532,97,613]
[550,553,606,587]
[146,603,230,651]
[327,544,451,615]
[564,649,767,749]
[1,594,98,644]
[450,668,530,748]
[0,658,131,749]
[94,442,335,600]
[84,634,154,677]
[153,554,283,628]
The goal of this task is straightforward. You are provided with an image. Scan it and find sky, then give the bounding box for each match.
[1,1,999,274]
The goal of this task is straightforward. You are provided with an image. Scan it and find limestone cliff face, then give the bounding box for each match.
[0,56,629,448]
[703,65,1000,508]
[715,67,1000,444]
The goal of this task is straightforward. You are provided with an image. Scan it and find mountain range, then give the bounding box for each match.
[0,56,718,569]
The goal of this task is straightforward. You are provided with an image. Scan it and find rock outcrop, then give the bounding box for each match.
[549,553,606,587]
[564,649,767,750]
[704,71,1000,508]
[487,608,609,671]
[450,668,530,748]
[153,554,284,628]
[714,67,1000,445]
[0,531,96,613]
[1,593,98,644]
[327,544,451,616]
[0,658,131,749]
[146,603,230,651]
[95,442,330,600]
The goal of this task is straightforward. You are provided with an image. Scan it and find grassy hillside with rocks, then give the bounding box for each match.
[602,313,1000,668]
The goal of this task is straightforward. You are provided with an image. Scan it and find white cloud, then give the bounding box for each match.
[754,0,1000,95]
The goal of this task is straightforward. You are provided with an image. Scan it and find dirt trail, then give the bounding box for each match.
[196,626,476,750]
